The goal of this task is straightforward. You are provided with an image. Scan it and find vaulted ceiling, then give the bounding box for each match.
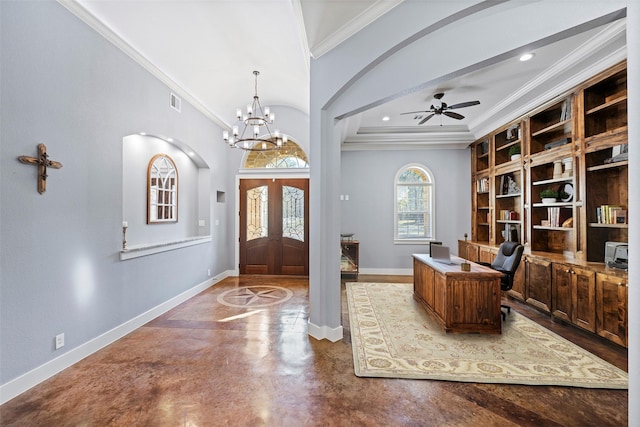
[63,0,627,150]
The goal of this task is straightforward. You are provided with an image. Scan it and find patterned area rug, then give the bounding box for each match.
[346,282,628,389]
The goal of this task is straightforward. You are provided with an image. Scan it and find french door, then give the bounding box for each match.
[239,178,309,275]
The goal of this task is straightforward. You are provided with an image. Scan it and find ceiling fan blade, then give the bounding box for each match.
[418,113,435,124]
[401,110,431,115]
[447,100,480,109]
[443,111,465,120]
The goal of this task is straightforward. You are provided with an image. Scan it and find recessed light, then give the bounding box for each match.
[382,116,390,121]
[519,52,535,62]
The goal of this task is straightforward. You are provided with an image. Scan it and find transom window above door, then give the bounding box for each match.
[243,141,309,169]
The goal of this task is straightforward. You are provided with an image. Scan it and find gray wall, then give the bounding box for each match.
[341,149,471,271]
[0,2,232,384]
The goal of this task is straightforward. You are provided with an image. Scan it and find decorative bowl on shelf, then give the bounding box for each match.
[542,198,557,204]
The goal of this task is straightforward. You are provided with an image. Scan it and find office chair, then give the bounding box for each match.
[479,241,524,320]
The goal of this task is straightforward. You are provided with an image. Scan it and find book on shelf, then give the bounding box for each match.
[560,98,572,121]
[545,207,571,228]
[499,210,519,221]
[596,205,626,224]
[547,207,560,227]
[476,177,489,193]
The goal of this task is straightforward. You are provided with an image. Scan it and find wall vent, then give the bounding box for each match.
[170,92,182,112]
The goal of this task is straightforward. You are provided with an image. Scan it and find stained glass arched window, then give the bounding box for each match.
[243,141,309,169]
[394,164,435,241]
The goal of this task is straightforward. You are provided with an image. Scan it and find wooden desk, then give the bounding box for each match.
[413,254,503,334]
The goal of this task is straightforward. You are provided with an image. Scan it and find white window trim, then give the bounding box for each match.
[394,163,435,244]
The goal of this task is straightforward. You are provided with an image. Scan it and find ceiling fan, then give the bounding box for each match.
[401,92,480,124]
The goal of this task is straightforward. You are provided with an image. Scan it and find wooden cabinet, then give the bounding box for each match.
[340,241,359,278]
[458,240,479,262]
[473,174,491,244]
[508,257,526,302]
[494,122,523,167]
[552,264,596,332]
[596,272,627,346]
[469,61,628,260]
[464,62,629,347]
[478,246,496,264]
[581,63,627,142]
[528,149,577,255]
[494,166,523,245]
[579,61,628,262]
[458,240,627,347]
[524,256,552,313]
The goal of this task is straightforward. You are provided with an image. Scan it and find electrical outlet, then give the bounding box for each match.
[55,333,65,350]
[207,269,211,277]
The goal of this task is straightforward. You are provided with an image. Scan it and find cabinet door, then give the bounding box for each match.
[433,272,447,318]
[525,257,552,313]
[596,273,627,347]
[508,258,526,301]
[572,266,596,332]
[458,241,468,259]
[552,263,573,322]
[465,244,480,262]
[479,247,495,264]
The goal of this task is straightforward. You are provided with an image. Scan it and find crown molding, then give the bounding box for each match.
[57,0,229,130]
[310,0,403,58]
[356,124,470,135]
[471,19,626,137]
[343,128,475,151]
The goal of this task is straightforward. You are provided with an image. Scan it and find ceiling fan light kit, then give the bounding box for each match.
[223,71,288,151]
[401,92,480,125]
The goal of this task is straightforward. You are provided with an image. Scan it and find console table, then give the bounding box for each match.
[413,254,503,334]
[341,240,359,278]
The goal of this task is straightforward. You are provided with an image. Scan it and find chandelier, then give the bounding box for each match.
[223,70,287,151]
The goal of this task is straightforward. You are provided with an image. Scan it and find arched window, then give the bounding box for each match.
[243,140,309,169]
[147,154,178,223]
[394,164,435,242]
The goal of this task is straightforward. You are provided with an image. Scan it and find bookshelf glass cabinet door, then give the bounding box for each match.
[584,144,628,262]
[493,167,523,245]
[528,96,574,156]
[473,137,490,173]
[473,175,491,244]
[580,61,628,263]
[494,122,523,168]
[527,149,577,255]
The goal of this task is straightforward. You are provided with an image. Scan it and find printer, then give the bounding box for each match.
[605,241,628,270]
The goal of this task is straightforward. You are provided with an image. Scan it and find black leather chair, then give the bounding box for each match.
[480,241,524,320]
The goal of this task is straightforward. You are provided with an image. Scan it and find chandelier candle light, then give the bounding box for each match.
[223,71,287,151]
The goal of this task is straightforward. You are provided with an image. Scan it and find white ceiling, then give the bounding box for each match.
[63,0,626,149]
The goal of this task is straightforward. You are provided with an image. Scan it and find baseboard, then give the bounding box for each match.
[358,267,413,276]
[307,321,343,342]
[0,270,232,405]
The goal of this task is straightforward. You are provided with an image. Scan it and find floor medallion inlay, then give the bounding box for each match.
[217,285,293,308]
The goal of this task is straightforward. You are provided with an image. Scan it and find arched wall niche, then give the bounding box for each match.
[122,134,211,259]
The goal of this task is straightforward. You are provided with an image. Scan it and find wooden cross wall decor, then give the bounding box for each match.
[18,144,63,194]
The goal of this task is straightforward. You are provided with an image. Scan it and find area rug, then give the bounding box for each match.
[346,282,628,389]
